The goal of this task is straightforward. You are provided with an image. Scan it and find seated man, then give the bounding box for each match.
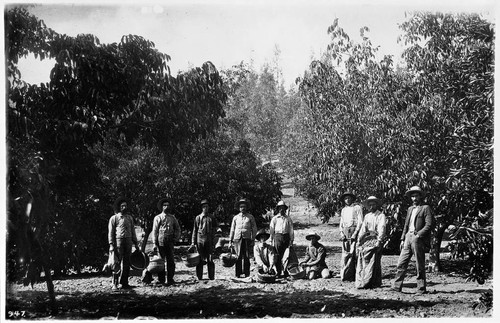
[300,232,330,279]
[253,229,277,275]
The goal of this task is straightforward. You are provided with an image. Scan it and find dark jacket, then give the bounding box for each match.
[192,213,217,245]
[401,205,434,248]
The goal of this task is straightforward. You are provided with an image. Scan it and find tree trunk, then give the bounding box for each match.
[140,216,154,252]
[428,220,449,272]
[41,256,57,315]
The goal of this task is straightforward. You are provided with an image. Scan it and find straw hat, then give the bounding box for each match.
[405,186,425,197]
[305,231,321,241]
[157,198,171,212]
[113,196,128,213]
[200,199,210,206]
[363,196,382,208]
[234,198,251,210]
[340,192,357,201]
[273,200,288,215]
[255,229,270,241]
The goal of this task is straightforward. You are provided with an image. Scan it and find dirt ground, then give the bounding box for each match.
[5,183,493,319]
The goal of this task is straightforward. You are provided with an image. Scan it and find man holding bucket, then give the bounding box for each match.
[108,197,139,290]
[153,197,181,285]
[269,200,294,278]
[190,199,216,280]
[229,198,257,278]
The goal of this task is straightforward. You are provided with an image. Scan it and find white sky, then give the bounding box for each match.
[10,0,497,88]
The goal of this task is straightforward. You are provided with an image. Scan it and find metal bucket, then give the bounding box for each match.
[130,250,149,270]
[288,265,306,280]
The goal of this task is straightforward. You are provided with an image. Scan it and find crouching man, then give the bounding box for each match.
[300,232,330,280]
[254,229,277,275]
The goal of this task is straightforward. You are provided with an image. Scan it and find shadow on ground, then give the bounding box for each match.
[6,284,445,319]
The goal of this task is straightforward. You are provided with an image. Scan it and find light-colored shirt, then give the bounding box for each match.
[339,204,363,238]
[108,213,138,244]
[408,206,420,233]
[229,212,257,241]
[254,243,276,268]
[269,214,294,242]
[153,213,181,245]
[358,210,386,243]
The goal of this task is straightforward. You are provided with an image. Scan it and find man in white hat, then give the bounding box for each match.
[392,186,434,294]
[356,196,386,289]
[229,198,257,278]
[339,192,363,281]
[300,232,330,279]
[269,200,294,277]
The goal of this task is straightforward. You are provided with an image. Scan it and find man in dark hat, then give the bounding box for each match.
[269,200,294,278]
[152,197,181,285]
[392,186,434,294]
[356,196,386,289]
[229,198,257,278]
[191,199,217,280]
[300,232,330,279]
[253,229,277,275]
[108,197,139,290]
[339,192,363,281]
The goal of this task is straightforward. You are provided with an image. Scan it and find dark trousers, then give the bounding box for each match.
[196,238,215,280]
[393,232,427,291]
[113,238,132,286]
[159,242,175,283]
[234,239,251,277]
[274,233,290,276]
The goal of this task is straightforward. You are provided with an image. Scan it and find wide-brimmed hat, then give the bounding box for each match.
[255,229,270,241]
[200,199,210,206]
[405,186,425,197]
[273,200,288,214]
[305,231,321,241]
[340,192,357,201]
[363,196,382,208]
[113,196,128,213]
[234,198,251,210]
[157,198,171,212]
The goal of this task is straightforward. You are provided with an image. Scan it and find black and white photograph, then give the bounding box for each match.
[2,0,497,320]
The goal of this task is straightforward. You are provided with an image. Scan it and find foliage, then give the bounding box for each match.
[221,61,300,160]
[282,13,493,279]
[95,130,282,238]
[6,6,226,278]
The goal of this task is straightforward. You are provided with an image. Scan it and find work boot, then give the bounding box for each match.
[208,261,215,280]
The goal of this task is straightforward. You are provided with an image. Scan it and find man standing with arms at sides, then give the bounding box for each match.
[191,199,216,280]
[392,186,434,294]
[108,197,139,290]
[339,192,363,281]
[269,200,294,278]
[153,197,181,286]
[229,198,257,278]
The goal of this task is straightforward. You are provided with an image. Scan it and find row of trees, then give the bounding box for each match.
[281,13,493,281]
[6,5,282,296]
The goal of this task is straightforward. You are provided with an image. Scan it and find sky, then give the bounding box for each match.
[10,0,497,88]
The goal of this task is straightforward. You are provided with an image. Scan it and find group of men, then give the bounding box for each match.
[107,184,434,294]
[339,186,434,293]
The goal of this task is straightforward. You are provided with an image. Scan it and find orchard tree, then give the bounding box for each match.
[6,6,226,311]
[394,12,494,278]
[283,13,493,281]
